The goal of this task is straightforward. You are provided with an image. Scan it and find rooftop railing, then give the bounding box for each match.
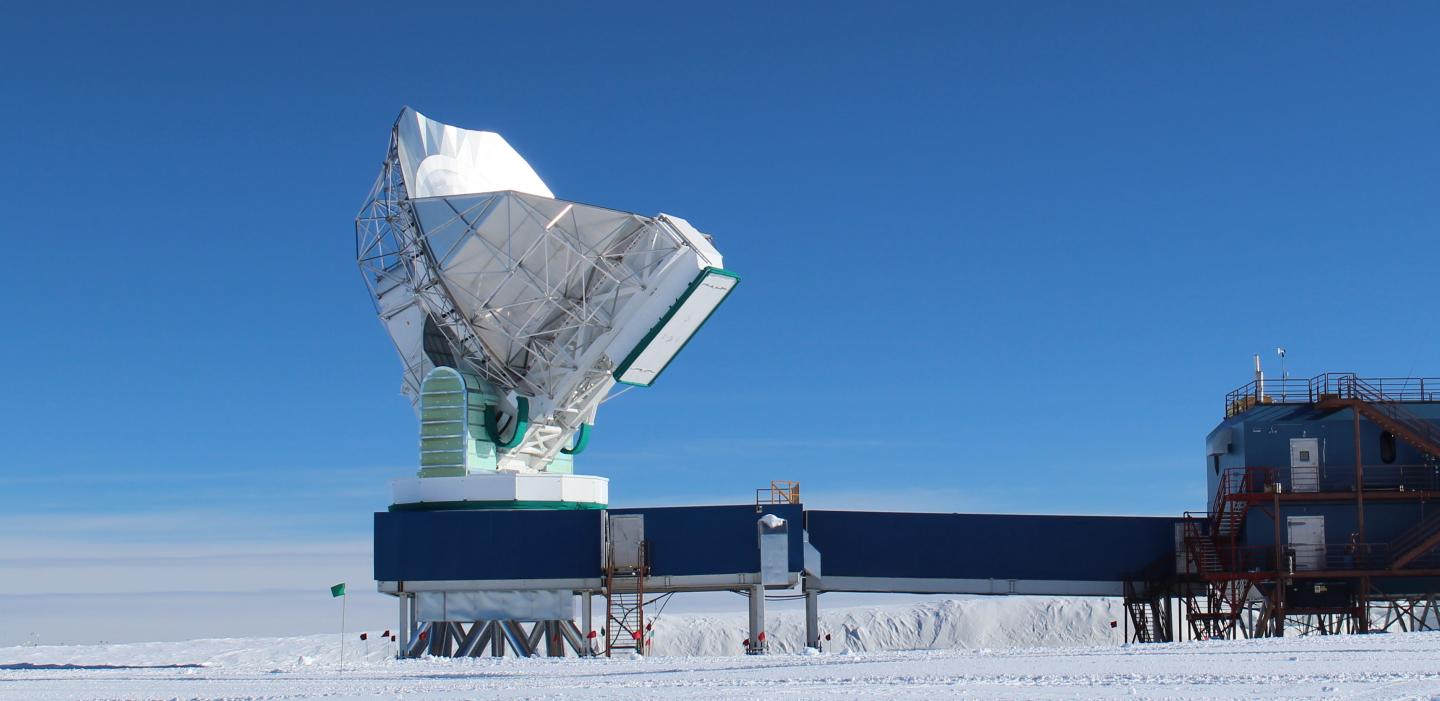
[1225,373,1440,418]
[756,480,800,507]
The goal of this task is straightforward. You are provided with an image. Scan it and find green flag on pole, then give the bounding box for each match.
[332,582,348,669]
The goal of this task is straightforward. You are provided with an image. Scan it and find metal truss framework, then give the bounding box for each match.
[356,122,695,471]
[402,619,595,659]
[1179,591,1440,641]
[1125,581,1440,643]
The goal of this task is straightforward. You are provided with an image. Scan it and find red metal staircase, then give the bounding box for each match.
[1179,468,1275,639]
[1314,375,1440,461]
[1212,469,1261,538]
[1389,510,1440,569]
[1186,468,1271,565]
[1312,375,1440,569]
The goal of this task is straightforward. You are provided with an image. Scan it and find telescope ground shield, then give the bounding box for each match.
[614,267,740,387]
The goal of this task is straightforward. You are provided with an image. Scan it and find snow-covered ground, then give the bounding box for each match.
[4,597,1440,700]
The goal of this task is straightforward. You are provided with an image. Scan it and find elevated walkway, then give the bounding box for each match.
[802,511,1179,597]
[375,506,1180,597]
[376,505,1186,651]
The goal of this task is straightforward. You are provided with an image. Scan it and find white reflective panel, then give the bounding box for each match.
[616,269,739,387]
[409,192,690,403]
[395,107,554,199]
[380,303,428,397]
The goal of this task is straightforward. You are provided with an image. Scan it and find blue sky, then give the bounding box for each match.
[3,2,1439,644]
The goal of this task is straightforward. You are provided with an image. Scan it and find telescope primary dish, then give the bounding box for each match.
[356,108,738,482]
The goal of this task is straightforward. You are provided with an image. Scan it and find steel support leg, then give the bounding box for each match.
[396,594,411,659]
[491,620,506,657]
[446,623,464,656]
[526,620,546,653]
[409,595,418,638]
[502,620,534,657]
[578,595,590,656]
[561,621,590,657]
[804,577,820,651]
[747,584,766,654]
[457,621,491,657]
[545,621,562,657]
[405,621,432,658]
[427,620,448,657]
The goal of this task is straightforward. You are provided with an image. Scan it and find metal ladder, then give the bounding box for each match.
[605,542,647,656]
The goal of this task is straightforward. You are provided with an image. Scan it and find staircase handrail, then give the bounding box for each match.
[1179,513,1210,571]
[1335,376,1440,459]
[1206,468,1274,538]
[1388,510,1440,568]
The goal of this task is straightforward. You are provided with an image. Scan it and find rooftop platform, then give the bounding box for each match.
[1225,372,1440,418]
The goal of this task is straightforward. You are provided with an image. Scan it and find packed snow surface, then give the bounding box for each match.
[4,597,1440,700]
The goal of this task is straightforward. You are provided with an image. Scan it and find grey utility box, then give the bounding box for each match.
[758,514,789,586]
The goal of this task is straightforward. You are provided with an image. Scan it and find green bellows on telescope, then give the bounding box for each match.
[417,366,575,478]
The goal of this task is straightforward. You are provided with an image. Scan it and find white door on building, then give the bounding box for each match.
[1290,437,1320,493]
[1287,515,1326,571]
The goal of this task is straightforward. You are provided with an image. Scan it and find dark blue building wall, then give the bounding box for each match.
[376,507,1182,585]
[1207,403,1440,510]
[610,504,804,576]
[375,504,803,583]
[1244,501,1440,548]
[1211,402,1440,587]
[806,511,1179,581]
[1239,500,1440,596]
[375,509,603,582]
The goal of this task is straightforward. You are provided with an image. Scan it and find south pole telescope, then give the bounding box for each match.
[356,108,738,507]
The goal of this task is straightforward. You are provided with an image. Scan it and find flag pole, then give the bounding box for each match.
[332,582,347,670]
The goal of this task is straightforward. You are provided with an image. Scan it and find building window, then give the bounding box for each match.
[1211,454,1221,475]
[1381,431,1397,465]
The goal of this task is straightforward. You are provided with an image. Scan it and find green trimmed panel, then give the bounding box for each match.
[613,266,740,387]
